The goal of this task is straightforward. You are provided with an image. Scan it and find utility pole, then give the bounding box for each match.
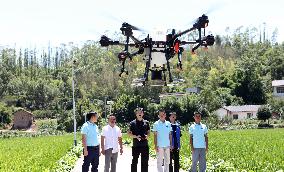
[104,96,107,121]
[72,60,77,146]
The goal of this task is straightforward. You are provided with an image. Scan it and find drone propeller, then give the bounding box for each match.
[182,2,225,29]
[121,22,144,31]
[102,12,146,32]
[203,1,226,15]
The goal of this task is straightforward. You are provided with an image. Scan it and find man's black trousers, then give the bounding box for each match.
[82,146,99,172]
[169,148,180,172]
[131,146,149,172]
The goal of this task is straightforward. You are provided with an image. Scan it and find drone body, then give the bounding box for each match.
[99,14,215,86]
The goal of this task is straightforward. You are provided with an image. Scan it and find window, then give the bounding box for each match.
[276,87,284,93]
[247,113,252,119]
[233,114,238,119]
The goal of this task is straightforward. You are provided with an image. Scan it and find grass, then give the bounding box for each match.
[123,128,284,171]
[0,134,74,172]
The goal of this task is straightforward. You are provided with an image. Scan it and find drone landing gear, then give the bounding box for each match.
[165,58,173,83]
[118,60,128,77]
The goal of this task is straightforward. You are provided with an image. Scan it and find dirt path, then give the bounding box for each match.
[71,146,186,172]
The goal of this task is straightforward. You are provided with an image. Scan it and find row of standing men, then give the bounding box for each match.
[81,108,208,172]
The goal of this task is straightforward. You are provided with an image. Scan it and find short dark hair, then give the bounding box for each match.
[86,111,98,121]
[194,111,202,116]
[108,115,116,119]
[158,108,165,113]
[134,107,143,113]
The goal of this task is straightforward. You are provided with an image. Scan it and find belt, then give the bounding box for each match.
[87,145,99,148]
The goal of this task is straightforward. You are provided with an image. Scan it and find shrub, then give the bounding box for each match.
[257,105,272,122]
[0,102,13,124]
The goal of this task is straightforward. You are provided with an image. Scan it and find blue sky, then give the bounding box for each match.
[0,0,283,47]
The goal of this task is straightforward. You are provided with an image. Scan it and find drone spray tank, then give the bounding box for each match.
[147,28,167,82]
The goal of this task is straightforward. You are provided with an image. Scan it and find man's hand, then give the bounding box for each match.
[155,146,159,152]
[191,148,194,154]
[136,135,141,141]
[144,135,148,140]
[101,149,105,155]
[120,148,123,155]
[206,147,208,153]
[84,149,88,156]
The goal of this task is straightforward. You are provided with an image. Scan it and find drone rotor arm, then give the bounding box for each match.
[129,35,144,46]
[180,41,198,45]
[128,48,144,60]
[169,27,196,42]
[191,43,201,53]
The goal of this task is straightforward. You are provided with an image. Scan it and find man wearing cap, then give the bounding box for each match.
[128,107,150,172]
[101,115,123,172]
[169,112,182,172]
[153,109,172,172]
[81,111,100,172]
[189,112,208,172]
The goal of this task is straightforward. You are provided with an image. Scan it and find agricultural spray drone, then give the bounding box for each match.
[99,14,215,86]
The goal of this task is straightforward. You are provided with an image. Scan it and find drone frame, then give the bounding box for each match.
[99,14,215,86]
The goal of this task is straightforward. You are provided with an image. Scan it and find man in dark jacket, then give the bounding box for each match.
[128,107,150,172]
[169,112,182,172]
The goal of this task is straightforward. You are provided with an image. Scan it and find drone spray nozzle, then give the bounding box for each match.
[118,51,130,61]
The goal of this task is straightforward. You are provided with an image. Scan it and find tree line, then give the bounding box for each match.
[0,26,284,131]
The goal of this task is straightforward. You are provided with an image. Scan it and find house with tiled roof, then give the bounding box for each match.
[215,105,261,120]
[272,80,284,99]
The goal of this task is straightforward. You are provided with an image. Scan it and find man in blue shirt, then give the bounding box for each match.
[189,112,208,172]
[81,111,100,172]
[153,109,172,172]
[169,112,182,172]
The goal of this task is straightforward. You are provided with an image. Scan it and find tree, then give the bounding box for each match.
[232,56,267,104]
[270,56,284,80]
[113,94,149,123]
[0,67,12,98]
[0,102,12,124]
[269,98,284,119]
[179,95,201,125]
[257,105,272,122]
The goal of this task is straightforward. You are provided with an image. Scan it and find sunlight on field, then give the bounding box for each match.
[0,134,74,171]
[123,128,284,171]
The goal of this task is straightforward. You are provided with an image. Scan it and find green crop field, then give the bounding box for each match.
[124,128,284,171]
[0,134,74,172]
[1,129,284,172]
[206,129,284,171]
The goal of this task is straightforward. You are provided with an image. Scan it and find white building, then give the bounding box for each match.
[272,80,284,99]
[215,105,261,120]
[185,87,201,94]
[159,92,187,102]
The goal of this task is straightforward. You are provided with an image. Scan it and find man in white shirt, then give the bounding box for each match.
[101,115,123,172]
